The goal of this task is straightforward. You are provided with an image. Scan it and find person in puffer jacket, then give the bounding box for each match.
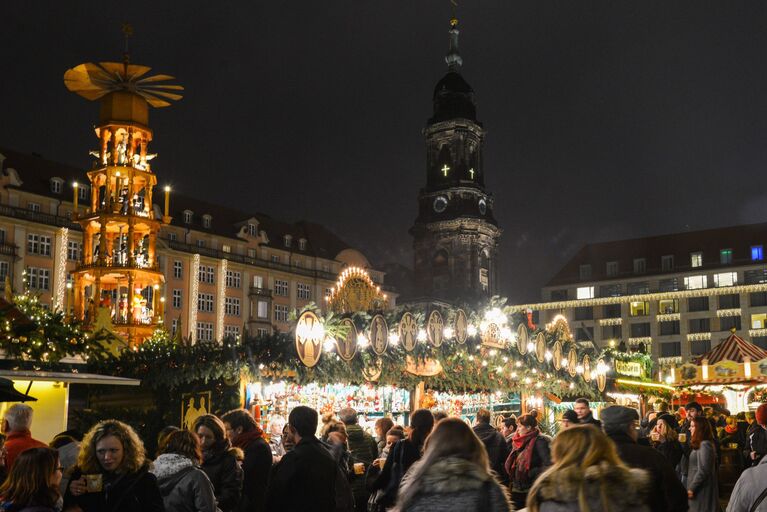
[151,430,219,512]
[392,418,511,512]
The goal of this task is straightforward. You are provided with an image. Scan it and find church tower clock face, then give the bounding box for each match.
[433,196,448,213]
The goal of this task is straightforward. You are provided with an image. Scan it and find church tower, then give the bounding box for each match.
[411,19,501,304]
[64,34,182,344]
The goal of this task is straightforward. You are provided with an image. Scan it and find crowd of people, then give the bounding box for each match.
[0,398,764,511]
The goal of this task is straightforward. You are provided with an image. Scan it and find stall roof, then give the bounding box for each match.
[697,332,767,365]
[0,370,140,386]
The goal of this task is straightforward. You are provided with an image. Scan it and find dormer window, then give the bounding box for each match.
[299,238,307,251]
[248,223,257,236]
[50,178,63,194]
[284,235,292,248]
[202,214,212,229]
[78,185,89,200]
[183,210,193,224]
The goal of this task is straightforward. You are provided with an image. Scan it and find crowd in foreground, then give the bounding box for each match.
[0,398,764,512]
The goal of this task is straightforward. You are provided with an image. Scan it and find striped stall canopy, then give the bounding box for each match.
[699,332,767,365]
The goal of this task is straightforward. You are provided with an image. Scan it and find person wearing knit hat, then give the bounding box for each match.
[599,406,687,512]
[559,409,579,430]
[649,413,684,474]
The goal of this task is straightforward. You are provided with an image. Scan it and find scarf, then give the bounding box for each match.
[233,428,264,450]
[506,428,539,477]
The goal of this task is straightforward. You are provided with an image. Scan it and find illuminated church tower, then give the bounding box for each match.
[64,36,182,344]
[411,19,501,304]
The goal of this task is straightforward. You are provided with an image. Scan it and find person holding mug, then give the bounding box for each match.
[650,413,683,470]
[63,419,164,512]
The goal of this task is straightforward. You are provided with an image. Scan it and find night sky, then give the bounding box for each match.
[2,2,767,303]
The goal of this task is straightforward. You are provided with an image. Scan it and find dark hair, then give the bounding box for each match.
[475,409,491,424]
[656,402,669,413]
[432,411,449,422]
[690,416,714,450]
[0,447,60,508]
[157,426,180,453]
[221,409,258,433]
[49,434,76,450]
[386,427,406,441]
[289,406,319,437]
[736,412,746,421]
[575,398,590,406]
[518,410,539,429]
[409,409,435,448]
[193,414,229,449]
[161,430,203,464]
[503,417,517,430]
[685,401,703,413]
[57,429,84,442]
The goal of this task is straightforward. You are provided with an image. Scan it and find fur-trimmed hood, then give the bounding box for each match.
[406,457,492,494]
[150,453,194,481]
[531,462,649,508]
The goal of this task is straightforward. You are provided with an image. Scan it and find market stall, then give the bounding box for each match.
[599,348,674,416]
[671,331,767,413]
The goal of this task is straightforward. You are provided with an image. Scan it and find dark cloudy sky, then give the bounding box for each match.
[2,2,767,303]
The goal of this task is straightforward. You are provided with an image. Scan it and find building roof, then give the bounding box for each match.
[546,222,767,287]
[696,332,767,365]
[0,147,352,261]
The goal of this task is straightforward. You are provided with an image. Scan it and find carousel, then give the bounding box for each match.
[671,330,767,413]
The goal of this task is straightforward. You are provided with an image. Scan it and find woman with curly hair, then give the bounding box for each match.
[526,425,650,512]
[151,430,217,512]
[63,419,163,512]
[193,414,243,512]
[0,447,62,512]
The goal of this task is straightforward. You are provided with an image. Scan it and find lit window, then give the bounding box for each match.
[691,252,703,268]
[576,286,595,300]
[752,246,764,262]
[720,249,733,265]
[257,301,268,318]
[606,261,618,277]
[752,313,767,329]
[684,275,708,290]
[222,245,231,253]
[248,223,257,236]
[579,264,592,280]
[633,258,646,274]
[183,210,193,224]
[630,301,649,316]
[713,271,737,287]
[659,299,679,314]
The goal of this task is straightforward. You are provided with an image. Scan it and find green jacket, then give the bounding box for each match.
[345,423,379,498]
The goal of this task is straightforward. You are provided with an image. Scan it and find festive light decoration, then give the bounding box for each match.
[53,228,69,312]
[687,332,712,341]
[189,254,200,342]
[326,266,387,313]
[716,308,742,318]
[216,259,227,341]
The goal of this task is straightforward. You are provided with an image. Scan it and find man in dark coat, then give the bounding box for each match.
[472,409,510,485]
[573,397,602,428]
[602,405,688,512]
[339,407,378,512]
[266,406,337,512]
[222,409,273,512]
[745,403,767,468]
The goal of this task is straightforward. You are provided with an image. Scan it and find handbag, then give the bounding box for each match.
[750,486,767,512]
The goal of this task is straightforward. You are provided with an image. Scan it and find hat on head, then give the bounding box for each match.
[656,413,679,431]
[685,401,703,413]
[601,405,639,433]
[756,404,767,427]
[561,409,579,423]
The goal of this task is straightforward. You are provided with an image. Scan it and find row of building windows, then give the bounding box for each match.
[574,294,756,321]
[579,247,765,280]
[49,178,90,199]
[573,271,747,300]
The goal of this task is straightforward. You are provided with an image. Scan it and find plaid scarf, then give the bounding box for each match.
[506,428,539,479]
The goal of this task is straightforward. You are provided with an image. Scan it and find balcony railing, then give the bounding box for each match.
[0,204,80,230]
[77,260,161,272]
[249,286,273,298]
[163,239,338,281]
[0,243,17,257]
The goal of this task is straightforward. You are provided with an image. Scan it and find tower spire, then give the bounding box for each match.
[445,17,463,71]
[121,23,133,74]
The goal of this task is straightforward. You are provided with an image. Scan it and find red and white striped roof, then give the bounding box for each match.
[699,332,767,365]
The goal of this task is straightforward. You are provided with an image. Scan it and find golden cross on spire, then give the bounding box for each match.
[122,23,133,67]
[441,164,450,177]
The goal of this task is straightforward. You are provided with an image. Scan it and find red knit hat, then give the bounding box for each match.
[756,403,767,427]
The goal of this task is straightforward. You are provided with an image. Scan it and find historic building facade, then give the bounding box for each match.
[508,223,767,369]
[410,19,501,305]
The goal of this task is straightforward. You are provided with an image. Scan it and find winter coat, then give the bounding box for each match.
[473,423,511,485]
[0,503,58,512]
[371,439,423,508]
[527,461,651,512]
[746,424,767,467]
[4,431,46,470]
[687,440,719,512]
[393,457,511,512]
[199,444,243,512]
[726,455,767,512]
[233,433,272,512]
[63,464,165,512]
[578,412,602,429]
[345,424,378,502]
[607,431,688,512]
[151,453,218,512]
[507,435,551,493]
[654,439,684,470]
[265,435,337,512]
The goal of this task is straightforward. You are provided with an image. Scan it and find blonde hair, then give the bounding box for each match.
[396,418,491,509]
[77,420,147,474]
[656,418,678,442]
[527,425,627,512]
